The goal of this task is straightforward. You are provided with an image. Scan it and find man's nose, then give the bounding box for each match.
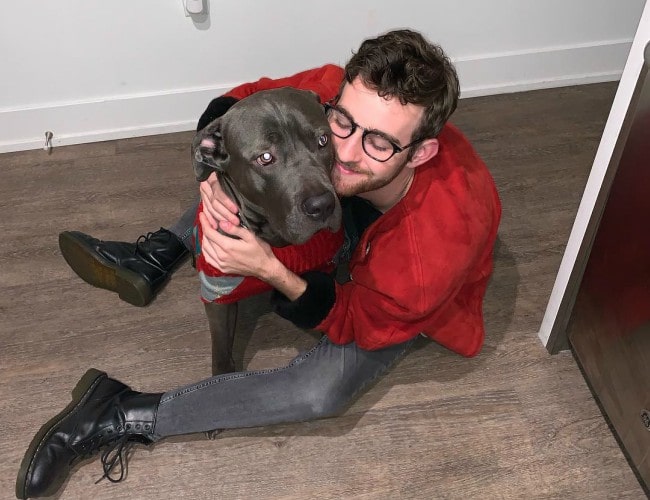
[334,129,363,163]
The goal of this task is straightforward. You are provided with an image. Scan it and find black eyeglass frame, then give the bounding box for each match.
[323,102,423,162]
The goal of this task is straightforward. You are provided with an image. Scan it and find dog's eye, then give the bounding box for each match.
[256,152,274,166]
[318,134,329,147]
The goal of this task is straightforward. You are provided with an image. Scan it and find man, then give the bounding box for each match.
[16,29,501,499]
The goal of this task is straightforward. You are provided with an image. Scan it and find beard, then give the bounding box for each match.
[331,156,409,197]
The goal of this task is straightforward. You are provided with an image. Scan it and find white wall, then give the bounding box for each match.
[0,0,645,153]
[538,0,650,349]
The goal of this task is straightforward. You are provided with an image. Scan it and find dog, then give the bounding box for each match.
[192,87,343,375]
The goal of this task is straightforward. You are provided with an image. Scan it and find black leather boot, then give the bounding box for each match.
[16,369,162,499]
[58,228,190,306]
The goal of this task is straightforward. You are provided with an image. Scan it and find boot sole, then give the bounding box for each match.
[16,368,107,499]
[59,232,153,307]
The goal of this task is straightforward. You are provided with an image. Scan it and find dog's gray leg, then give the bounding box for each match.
[204,301,238,375]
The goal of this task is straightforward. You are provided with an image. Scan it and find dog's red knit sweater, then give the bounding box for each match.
[193,202,343,304]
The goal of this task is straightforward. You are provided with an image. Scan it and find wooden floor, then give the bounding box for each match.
[1,82,647,499]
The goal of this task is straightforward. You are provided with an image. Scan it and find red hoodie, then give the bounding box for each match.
[210,64,501,356]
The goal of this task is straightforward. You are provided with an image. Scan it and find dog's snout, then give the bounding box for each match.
[301,192,335,222]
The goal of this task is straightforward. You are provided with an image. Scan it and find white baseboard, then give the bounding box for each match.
[0,86,232,153]
[0,39,631,154]
[456,39,631,98]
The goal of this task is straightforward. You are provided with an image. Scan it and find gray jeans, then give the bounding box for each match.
[169,199,200,252]
[159,200,414,438]
[154,335,415,438]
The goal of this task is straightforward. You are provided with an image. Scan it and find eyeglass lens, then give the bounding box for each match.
[326,106,397,162]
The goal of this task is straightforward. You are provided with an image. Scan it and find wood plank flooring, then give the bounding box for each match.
[1,82,647,499]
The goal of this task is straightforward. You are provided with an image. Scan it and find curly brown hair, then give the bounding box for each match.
[343,29,460,151]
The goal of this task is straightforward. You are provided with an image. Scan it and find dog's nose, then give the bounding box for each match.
[302,192,335,222]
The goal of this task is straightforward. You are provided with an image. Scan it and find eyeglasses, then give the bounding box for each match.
[324,102,422,162]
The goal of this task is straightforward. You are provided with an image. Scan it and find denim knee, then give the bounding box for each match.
[302,379,354,419]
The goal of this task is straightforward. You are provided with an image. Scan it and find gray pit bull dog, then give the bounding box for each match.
[191,87,342,375]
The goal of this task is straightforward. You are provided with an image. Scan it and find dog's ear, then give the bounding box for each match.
[305,90,322,104]
[192,117,229,182]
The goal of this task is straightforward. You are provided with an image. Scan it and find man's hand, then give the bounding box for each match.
[199,213,275,278]
[199,172,241,229]
[198,213,308,301]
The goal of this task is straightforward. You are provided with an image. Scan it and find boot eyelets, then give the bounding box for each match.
[135,424,141,430]
[144,424,151,430]
[126,424,132,430]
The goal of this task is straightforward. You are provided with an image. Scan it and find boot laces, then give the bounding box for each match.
[134,228,170,271]
[134,228,169,253]
[95,435,135,484]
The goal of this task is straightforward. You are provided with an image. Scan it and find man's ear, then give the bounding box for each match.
[406,138,439,168]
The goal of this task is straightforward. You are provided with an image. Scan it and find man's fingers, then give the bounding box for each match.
[202,175,240,220]
[198,212,214,234]
[218,220,248,240]
[201,235,221,269]
[199,187,238,226]
[210,178,240,214]
[199,212,226,270]
[200,205,217,229]
[200,213,248,249]
[220,194,240,216]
